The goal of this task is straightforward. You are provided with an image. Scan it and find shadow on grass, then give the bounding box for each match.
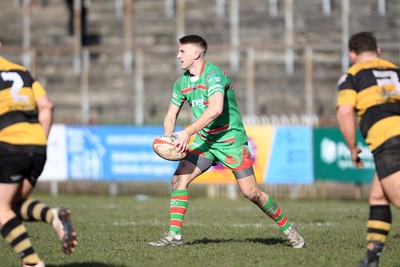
[47,263,126,267]
[187,237,287,246]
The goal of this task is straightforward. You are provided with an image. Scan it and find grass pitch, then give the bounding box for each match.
[0,194,399,267]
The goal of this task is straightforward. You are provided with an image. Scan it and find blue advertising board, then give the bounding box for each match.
[265,126,313,184]
[66,126,181,181]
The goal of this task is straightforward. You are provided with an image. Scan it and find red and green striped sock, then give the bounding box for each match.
[169,189,189,236]
[260,196,291,232]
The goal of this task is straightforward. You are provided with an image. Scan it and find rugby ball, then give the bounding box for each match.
[152,135,188,161]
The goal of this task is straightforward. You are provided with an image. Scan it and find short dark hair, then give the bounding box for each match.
[348,32,378,54]
[179,35,208,56]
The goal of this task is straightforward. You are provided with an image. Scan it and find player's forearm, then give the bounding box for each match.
[337,108,357,149]
[185,104,222,136]
[164,114,177,135]
[39,108,53,138]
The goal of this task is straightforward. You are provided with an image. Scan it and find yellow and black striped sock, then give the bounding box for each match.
[13,198,53,224]
[366,205,391,257]
[0,216,41,265]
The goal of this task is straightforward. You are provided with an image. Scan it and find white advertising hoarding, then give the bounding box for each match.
[41,124,68,181]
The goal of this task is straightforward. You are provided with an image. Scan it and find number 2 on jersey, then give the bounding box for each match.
[1,71,29,102]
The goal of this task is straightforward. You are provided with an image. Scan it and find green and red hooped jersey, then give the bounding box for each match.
[171,61,248,148]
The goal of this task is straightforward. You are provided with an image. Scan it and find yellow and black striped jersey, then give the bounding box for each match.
[0,56,47,153]
[337,58,400,153]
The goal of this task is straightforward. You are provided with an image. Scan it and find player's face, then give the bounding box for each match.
[177,43,198,71]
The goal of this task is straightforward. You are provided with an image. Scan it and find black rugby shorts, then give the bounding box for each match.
[374,146,400,179]
[0,153,46,186]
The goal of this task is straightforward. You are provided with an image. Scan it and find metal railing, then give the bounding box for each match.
[243,114,320,126]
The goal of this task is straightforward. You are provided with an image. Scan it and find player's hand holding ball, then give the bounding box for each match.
[152,134,188,161]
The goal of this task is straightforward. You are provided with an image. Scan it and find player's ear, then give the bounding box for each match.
[376,48,381,56]
[194,50,201,60]
[349,50,357,63]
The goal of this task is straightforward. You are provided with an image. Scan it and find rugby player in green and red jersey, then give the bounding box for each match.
[149,35,305,248]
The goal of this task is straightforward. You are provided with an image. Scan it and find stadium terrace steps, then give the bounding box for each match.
[1,0,400,124]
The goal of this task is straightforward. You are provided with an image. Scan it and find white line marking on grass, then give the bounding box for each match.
[111,221,138,226]
[107,219,339,230]
[307,222,337,227]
